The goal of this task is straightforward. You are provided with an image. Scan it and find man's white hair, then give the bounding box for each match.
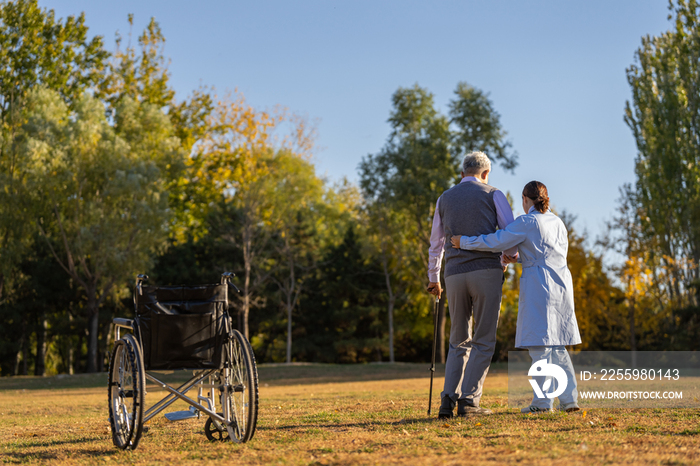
[462,151,491,175]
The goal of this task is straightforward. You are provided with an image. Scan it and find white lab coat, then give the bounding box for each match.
[460,207,581,348]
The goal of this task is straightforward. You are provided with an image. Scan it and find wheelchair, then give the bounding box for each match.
[107,272,258,450]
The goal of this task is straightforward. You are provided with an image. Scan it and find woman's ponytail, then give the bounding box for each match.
[523,181,549,213]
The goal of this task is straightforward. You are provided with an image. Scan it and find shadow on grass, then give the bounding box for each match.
[3,448,116,463]
[7,436,107,449]
[4,436,117,463]
[259,362,508,386]
[0,363,444,391]
[0,362,509,391]
[0,373,109,391]
[258,363,447,387]
[259,407,560,434]
[259,416,440,432]
[259,412,524,432]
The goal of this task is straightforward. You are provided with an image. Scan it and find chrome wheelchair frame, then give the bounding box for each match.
[108,272,258,450]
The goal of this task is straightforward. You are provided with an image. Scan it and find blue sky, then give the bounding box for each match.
[41,0,671,244]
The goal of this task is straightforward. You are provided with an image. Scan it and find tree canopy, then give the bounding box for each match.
[2,0,698,376]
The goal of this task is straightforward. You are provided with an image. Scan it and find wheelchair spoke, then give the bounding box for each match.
[121,404,131,432]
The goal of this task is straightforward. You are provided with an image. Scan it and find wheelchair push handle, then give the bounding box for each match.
[220,272,241,293]
[135,274,149,295]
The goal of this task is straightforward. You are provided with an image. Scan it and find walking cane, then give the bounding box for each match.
[427,293,440,415]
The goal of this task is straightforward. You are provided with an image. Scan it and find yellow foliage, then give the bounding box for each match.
[192,91,315,193]
[565,224,621,350]
[621,255,654,301]
[175,90,317,242]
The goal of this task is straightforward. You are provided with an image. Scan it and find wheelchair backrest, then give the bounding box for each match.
[135,284,230,370]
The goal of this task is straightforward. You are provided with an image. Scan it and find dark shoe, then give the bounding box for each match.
[457,400,493,416]
[437,396,455,419]
[558,402,580,413]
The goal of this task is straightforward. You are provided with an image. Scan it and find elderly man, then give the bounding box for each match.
[428,151,517,418]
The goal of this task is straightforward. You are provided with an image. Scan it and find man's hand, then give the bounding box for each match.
[501,253,517,264]
[500,253,517,273]
[450,236,461,249]
[427,282,442,299]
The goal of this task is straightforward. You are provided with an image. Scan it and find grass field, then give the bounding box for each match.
[1,363,699,465]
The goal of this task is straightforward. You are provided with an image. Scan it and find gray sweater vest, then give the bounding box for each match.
[438,181,502,277]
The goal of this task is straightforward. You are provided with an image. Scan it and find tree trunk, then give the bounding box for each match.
[380,247,396,363]
[86,292,99,373]
[693,255,700,307]
[68,344,74,375]
[15,318,29,375]
[68,313,75,375]
[242,288,250,340]
[13,343,22,376]
[21,336,29,375]
[629,295,637,367]
[284,246,296,365]
[34,312,47,376]
[98,318,111,372]
[74,332,82,374]
[286,299,292,364]
[241,226,252,340]
[388,297,395,363]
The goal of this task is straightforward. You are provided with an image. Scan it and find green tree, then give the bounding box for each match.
[20,88,183,372]
[360,82,517,362]
[99,14,214,241]
[190,94,281,340]
[0,236,76,376]
[265,151,328,363]
[624,0,700,305]
[100,15,173,110]
[296,227,386,363]
[361,84,453,257]
[100,14,213,159]
[190,92,317,341]
[0,0,107,117]
[0,0,108,302]
[562,214,625,351]
[360,84,453,362]
[361,204,415,362]
[449,82,517,171]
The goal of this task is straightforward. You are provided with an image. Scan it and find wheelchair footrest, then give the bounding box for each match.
[164,410,198,421]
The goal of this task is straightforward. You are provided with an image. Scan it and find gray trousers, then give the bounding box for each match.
[441,268,503,407]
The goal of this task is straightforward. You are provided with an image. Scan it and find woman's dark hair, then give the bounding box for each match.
[523,181,550,213]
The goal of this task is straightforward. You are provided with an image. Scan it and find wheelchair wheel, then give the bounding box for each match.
[108,334,145,450]
[217,329,258,443]
[203,414,230,441]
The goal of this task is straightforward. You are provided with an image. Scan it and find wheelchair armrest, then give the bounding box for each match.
[113,318,134,329]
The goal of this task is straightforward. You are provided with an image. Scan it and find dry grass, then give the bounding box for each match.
[1,363,699,465]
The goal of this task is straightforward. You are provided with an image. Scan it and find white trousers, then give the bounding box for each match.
[526,346,578,409]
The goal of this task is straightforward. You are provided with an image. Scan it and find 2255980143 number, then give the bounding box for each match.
[599,368,680,381]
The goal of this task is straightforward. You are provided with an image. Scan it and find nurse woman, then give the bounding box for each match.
[450,181,581,413]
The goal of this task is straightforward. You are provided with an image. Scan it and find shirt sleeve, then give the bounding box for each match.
[460,215,529,252]
[427,197,445,283]
[493,190,519,257]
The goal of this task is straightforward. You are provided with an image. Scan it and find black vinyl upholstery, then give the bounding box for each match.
[135,284,229,370]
